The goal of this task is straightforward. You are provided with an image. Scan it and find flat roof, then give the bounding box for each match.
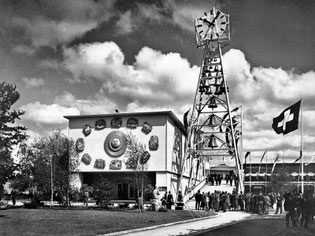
[64,110,186,134]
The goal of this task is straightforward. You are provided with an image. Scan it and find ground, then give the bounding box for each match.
[197,215,315,236]
[0,207,209,236]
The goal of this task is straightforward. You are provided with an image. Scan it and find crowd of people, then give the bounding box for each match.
[206,173,239,187]
[193,189,315,228]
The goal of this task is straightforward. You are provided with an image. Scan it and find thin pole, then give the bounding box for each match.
[265,152,267,193]
[249,153,252,193]
[240,105,244,179]
[283,150,285,168]
[301,98,304,194]
[50,154,53,208]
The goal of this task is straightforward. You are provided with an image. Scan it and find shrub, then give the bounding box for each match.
[92,177,113,208]
[23,196,44,209]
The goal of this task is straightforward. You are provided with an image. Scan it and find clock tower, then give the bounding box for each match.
[185,6,244,193]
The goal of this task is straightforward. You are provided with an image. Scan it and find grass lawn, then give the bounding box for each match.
[0,207,213,236]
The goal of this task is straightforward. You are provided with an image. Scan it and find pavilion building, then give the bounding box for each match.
[64,111,207,202]
[243,163,315,194]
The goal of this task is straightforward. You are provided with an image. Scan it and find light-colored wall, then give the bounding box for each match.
[68,114,168,172]
[67,112,206,199]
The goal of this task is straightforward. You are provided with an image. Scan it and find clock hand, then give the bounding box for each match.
[210,11,221,25]
[203,18,215,27]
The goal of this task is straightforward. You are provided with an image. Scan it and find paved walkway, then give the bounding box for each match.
[105,183,258,236]
[104,210,254,236]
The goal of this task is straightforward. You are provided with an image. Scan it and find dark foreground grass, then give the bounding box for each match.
[198,215,315,236]
[0,208,213,236]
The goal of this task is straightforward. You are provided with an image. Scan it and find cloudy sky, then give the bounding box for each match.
[2,0,315,163]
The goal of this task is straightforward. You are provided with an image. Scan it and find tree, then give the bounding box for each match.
[92,176,113,208]
[12,131,79,204]
[124,132,153,211]
[0,82,27,197]
[267,168,296,194]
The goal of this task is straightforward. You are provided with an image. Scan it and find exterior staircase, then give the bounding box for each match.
[184,183,236,210]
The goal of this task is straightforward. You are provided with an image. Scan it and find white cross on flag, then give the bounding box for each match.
[272,100,301,135]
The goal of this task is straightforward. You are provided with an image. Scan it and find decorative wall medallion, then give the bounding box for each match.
[141,122,152,134]
[95,119,106,130]
[127,118,138,129]
[111,117,122,128]
[76,138,85,152]
[94,159,105,169]
[149,135,159,151]
[104,131,127,157]
[81,153,91,165]
[82,124,92,136]
[109,160,122,170]
[140,151,151,165]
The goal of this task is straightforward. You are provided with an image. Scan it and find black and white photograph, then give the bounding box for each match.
[0,0,315,235]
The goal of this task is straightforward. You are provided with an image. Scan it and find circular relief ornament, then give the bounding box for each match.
[94,159,105,169]
[81,153,91,165]
[149,135,159,151]
[82,124,92,136]
[104,131,127,157]
[95,119,106,130]
[75,138,85,152]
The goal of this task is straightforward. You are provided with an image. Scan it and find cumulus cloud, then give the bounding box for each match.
[21,77,44,89]
[2,0,116,49]
[53,91,117,115]
[20,102,80,128]
[221,49,315,160]
[62,41,199,110]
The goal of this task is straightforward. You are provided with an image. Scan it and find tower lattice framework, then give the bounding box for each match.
[185,7,244,193]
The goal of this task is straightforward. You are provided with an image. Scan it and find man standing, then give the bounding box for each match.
[167,191,174,209]
[300,194,313,228]
[284,192,294,227]
[195,190,202,210]
[275,193,283,214]
[257,192,264,214]
[11,190,16,206]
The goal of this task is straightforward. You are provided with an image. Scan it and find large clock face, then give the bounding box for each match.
[195,9,227,41]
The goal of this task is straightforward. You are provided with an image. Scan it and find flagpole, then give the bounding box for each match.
[301,98,304,194]
[240,105,244,180]
[249,153,252,193]
[265,152,267,193]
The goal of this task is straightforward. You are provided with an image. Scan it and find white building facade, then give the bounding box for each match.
[65,111,206,201]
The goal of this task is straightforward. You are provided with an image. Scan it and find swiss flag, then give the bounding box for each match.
[272,100,301,135]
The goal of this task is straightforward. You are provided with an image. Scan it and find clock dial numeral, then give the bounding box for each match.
[210,10,213,15]
[220,15,225,19]
[197,24,202,27]
[220,27,225,31]
[221,22,226,24]
[199,30,204,34]
[216,33,219,37]
[204,12,207,16]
